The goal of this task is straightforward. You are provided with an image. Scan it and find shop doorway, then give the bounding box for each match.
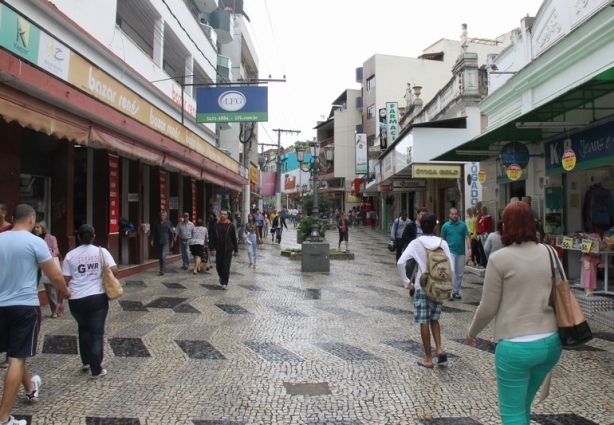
[20,174,51,224]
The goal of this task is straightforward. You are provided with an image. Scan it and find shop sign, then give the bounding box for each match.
[500,142,530,168]
[108,154,119,233]
[379,108,387,150]
[0,6,41,63]
[128,193,139,202]
[169,197,178,210]
[392,180,426,191]
[562,148,577,171]
[37,32,70,80]
[545,121,614,175]
[478,169,486,183]
[506,163,522,181]
[249,166,259,184]
[386,102,398,145]
[191,179,197,223]
[196,87,268,123]
[355,133,368,175]
[378,184,392,191]
[412,164,461,179]
[159,171,167,211]
[382,153,395,180]
[346,192,362,203]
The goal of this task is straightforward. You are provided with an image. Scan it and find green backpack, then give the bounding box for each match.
[419,240,453,301]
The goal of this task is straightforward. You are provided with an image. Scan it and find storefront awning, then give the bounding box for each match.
[434,68,614,162]
[0,83,89,144]
[90,126,164,165]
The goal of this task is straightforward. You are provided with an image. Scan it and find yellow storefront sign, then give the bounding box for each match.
[412,164,461,179]
[67,52,239,174]
[249,166,259,184]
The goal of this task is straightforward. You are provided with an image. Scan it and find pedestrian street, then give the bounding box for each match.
[4,225,614,424]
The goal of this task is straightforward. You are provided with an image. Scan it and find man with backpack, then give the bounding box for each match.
[440,207,472,300]
[397,213,454,369]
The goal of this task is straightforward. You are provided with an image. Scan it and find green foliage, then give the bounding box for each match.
[301,193,332,217]
[297,216,327,239]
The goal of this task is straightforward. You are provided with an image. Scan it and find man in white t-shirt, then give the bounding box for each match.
[0,204,70,425]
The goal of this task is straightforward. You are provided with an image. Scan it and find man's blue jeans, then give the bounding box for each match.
[450,253,465,295]
[179,239,190,267]
[68,293,109,376]
[157,243,169,272]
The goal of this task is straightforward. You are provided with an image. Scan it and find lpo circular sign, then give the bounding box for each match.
[218,91,246,112]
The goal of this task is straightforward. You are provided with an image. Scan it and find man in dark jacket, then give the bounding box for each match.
[150,210,174,276]
[210,210,238,289]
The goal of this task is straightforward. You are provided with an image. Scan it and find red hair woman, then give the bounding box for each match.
[466,201,562,424]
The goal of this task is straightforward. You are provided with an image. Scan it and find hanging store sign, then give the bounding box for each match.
[392,179,426,191]
[108,154,119,233]
[478,169,486,183]
[379,108,387,150]
[249,166,259,184]
[159,171,167,212]
[506,163,522,181]
[355,133,368,175]
[196,87,268,123]
[561,148,577,171]
[412,164,461,179]
[191,179,197,223]
[386,102,398,145]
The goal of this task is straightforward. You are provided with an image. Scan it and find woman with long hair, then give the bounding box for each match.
[61,224,118,378]
[33,220,63,318]
[244,213,258,269]
[466,202,562,424]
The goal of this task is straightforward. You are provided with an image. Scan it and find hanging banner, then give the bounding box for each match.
[159,170,167,211]
[196,86,268,123]
[386,102,398,145]
[506,163,522,181]
[108,154,119,233]
[191,179,197,223]
[379,108,387,150]
[260,172,277,197]
[355,133,368,175]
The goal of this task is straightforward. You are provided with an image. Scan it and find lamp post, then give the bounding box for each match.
[295,138,334,242]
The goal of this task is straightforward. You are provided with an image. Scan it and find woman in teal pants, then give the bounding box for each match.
[466,201,562,424]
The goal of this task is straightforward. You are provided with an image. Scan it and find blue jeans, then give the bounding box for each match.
[157,243,169,272]
[450,253,465,294]
[179,239,190,267]
[495,333,562,424]
[68,293,109,376]
[246,233,258,265]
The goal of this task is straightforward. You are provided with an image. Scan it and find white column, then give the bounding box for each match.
[153,17,164,68]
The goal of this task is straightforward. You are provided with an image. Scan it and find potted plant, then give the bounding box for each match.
[297,216,327,244]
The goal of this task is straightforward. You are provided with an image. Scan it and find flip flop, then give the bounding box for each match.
[437,353,448,366]
[416,361,434,369]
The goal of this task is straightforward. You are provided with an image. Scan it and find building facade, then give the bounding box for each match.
[0,0,251,276]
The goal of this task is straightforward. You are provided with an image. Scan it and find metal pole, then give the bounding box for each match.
[311,139,320,241]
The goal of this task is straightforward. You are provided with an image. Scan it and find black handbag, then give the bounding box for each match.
[546,244,593,348]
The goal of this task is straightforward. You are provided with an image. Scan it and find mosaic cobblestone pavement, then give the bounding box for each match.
[4,225,614,424]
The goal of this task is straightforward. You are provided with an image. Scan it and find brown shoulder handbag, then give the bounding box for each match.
[99,247,123,300]
[545,244,592,348]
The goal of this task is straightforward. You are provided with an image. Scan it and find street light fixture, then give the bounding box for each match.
[295,138,334,241]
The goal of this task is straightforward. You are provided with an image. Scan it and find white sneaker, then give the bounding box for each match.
[90,369,108,379]
[1,416,27,425]
[26,375,41,403]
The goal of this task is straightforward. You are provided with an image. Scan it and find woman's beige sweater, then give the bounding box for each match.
[468,242,558,342]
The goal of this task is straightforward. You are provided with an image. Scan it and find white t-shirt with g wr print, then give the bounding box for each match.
[62,244,116,300]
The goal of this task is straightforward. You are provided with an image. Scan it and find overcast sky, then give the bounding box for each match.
[244,0,543,149]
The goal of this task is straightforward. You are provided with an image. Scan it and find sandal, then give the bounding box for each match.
[417,361,434,369]
[437,353,448,366]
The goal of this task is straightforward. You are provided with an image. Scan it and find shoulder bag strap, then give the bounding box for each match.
[545,243,566,282]
[99,246,106,269]
[393,219,398,237]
